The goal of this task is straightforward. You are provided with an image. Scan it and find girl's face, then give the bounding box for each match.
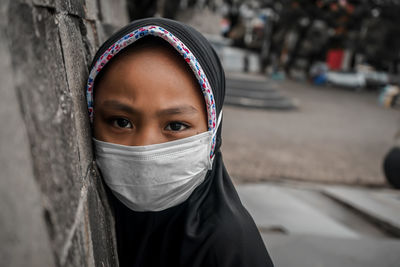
[93,44,208,146]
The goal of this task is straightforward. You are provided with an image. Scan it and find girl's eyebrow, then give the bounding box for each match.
[102,100,138,114]
[156,105,198,116]
[101,100,199,116]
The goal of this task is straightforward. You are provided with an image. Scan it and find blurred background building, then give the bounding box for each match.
[127,0,400,84]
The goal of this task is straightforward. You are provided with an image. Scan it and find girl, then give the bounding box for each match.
[87,17,273,267]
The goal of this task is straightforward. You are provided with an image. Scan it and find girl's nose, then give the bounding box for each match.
[131,126,163,146]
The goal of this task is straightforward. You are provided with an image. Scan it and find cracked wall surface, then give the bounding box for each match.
[0,0,128,266]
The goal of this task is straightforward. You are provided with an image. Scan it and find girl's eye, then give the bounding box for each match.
[112,118,132,129]
[165,122,188,132]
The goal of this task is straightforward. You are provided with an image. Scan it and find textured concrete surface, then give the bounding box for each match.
[1,0,128,266]
[237,184,359,238]
[323,186,400,236]
[222,75,399,185]
[0,3,54,266]
[263,234,400,267]
[236,182,400,267]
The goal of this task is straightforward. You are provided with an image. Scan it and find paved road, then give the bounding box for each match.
[236,181,400,267]
[222,73,399,185]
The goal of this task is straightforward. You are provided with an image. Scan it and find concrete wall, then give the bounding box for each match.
[0,0,128,266]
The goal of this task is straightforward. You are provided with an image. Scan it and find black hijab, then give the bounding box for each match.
[87,17,274,267]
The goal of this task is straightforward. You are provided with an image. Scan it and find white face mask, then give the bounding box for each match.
[93,114,221,212]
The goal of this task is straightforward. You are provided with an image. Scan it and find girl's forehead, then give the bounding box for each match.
[94,44,205,109]
[101,37,196,80]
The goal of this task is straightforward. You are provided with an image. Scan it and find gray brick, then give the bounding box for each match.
[87,167,119,267]
[81,19,100,64]
[33,0,56,8]
[97,0,128,26]
[56,0,85,17]
[7,3,82,256]
[0,2,55,266]
[83,0,99,21]
[63,167,118,267]
[58,14,93,180]
[95,21,123,45]
[62,209,94,267]
[95,19,108,45]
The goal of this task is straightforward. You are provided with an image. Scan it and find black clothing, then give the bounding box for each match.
[112,151,273,267]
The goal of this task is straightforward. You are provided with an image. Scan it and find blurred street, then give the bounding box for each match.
[215,32,400,267]
[176,1,400,186]
[237,180,400,267]
[222,73,399,185]
[215,50,400,266]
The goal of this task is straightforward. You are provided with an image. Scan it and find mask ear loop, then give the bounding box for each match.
[208,110,223,169]
[212,110,223,140]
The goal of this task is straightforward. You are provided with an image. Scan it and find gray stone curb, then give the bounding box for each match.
[322,187,400,238]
